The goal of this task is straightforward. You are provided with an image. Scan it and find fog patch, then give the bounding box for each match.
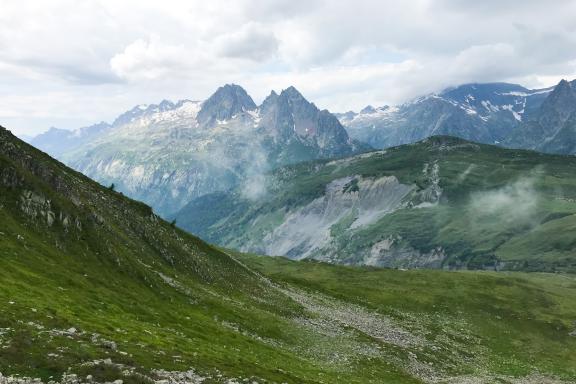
[469,177,539,225]
[457,164,476,183]
[241,172,268,200]
[239,140,270,201]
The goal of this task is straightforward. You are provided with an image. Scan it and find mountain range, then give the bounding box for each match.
[30,79,576,221]
[31,84,365,216]
[337,79,576,155]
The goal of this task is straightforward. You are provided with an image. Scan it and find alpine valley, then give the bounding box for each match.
[27,80,576,273]
[2,123,576,384]
[6,1,576,383]
[175,136,576,272]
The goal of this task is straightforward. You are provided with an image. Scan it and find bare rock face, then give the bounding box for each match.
[196,84,257,127]
[20,190,55,226]
[366,236,445,269]
[236,174,414,261]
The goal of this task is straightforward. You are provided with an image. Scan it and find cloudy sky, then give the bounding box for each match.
[1,0,576,136]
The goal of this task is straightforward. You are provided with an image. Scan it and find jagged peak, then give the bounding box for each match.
[112,101,177,126]
[360,105,377,114]
[280,85,305,99]
[197,84,257,126]
[261,90,279,104]
[553,79,574,93]
[260,86,313,111]
[206,83,255,105]
[545,78,576,101]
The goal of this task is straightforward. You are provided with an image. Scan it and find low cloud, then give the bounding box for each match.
[469,177,540,226]
[110,37,197,81]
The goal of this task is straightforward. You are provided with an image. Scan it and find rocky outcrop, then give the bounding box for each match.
[365,236,445,269]
[19,190,56,226]
[196,84,257,128]
[239,175,414,259]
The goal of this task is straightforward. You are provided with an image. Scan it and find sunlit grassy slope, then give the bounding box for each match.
[1,126,576,383]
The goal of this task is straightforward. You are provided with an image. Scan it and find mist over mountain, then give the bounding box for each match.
[31,84,366,216]
[6,2,576,383]
[174,136,576,272]
[29,78,576,221]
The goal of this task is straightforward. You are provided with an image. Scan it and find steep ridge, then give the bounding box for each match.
[506,79,576,154]
[30,85,365,216]
[2,126,576,383]
[175,136,576,272]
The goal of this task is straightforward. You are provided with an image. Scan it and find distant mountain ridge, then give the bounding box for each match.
[31,84,366,216]
[337,81,556,150]
[505,79,576,154]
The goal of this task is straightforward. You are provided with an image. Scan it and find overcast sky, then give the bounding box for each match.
[1,0,576,136]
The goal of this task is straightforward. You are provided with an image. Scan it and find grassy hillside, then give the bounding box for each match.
[2,126,576,383]
[236,252,576,382]
[176,136,576,272]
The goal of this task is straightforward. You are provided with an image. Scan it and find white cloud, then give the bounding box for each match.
[1,0,576,135]
[215,23,279,61]
[110,37,194,81]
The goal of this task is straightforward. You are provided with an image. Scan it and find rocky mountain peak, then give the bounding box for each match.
[537,79,576,129]
[255,86,358,158]
[360,105,377,114]
[280,86,305,99]
[158,99,176,111]
[260,90,279,109]
[197,84,257,127]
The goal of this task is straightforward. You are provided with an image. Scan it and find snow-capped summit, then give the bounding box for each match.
[338,81,556,149]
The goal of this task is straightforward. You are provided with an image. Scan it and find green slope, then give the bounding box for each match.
[2,126,576,383]
[176,136,576,272]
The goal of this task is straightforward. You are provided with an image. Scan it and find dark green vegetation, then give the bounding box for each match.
[2,126,576,383]
[177,136,576,272]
